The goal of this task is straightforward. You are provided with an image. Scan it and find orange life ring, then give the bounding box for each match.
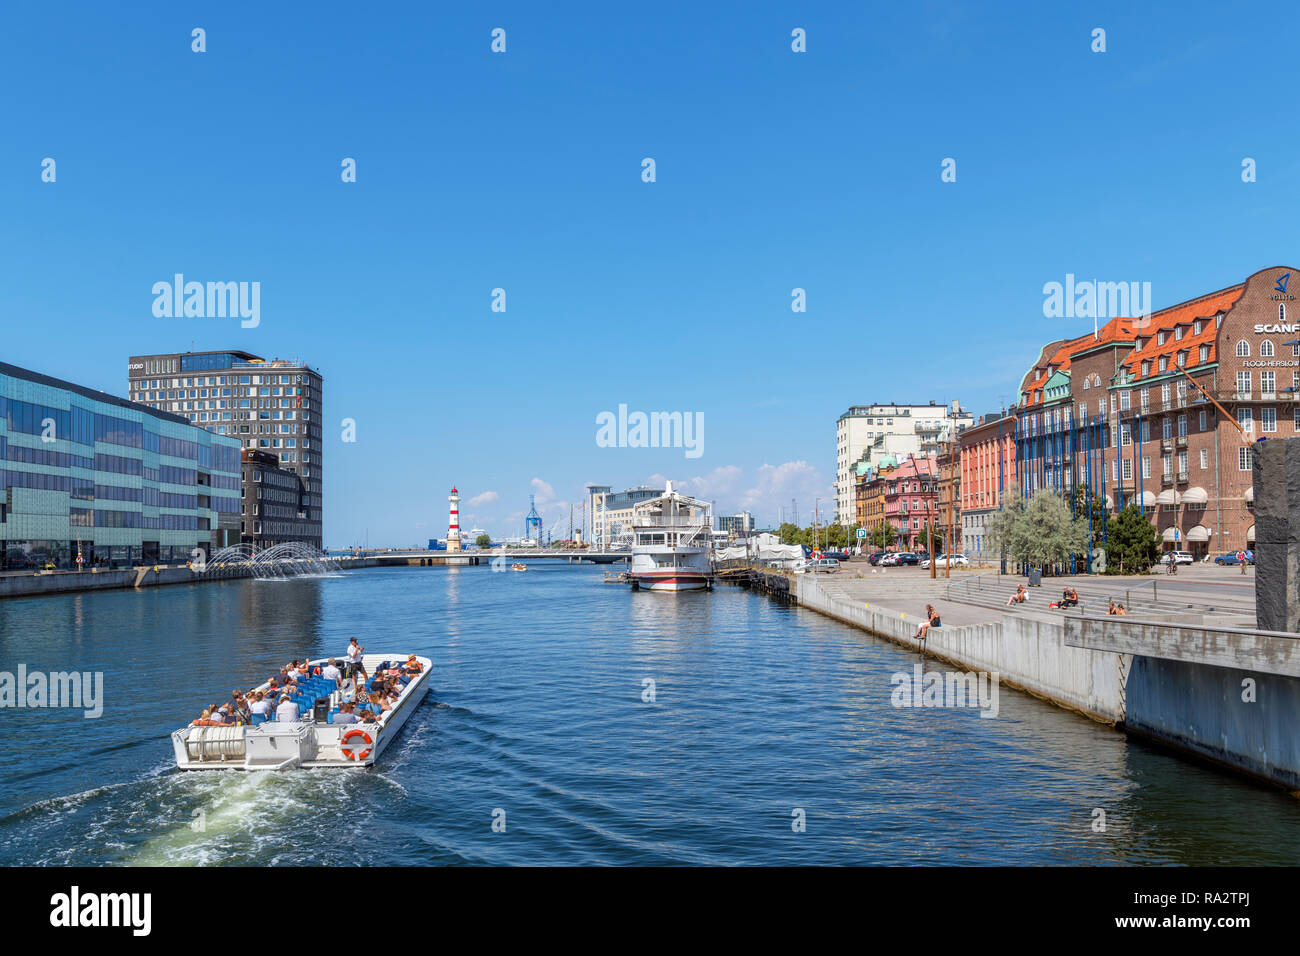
[340,729,373,761]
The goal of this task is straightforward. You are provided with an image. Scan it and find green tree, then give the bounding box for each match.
[1103,504,1160,575]
[777,522,806,546]
[984,485,1029,564]
[475,533,492,548]
[918,525,946,553]
[1021,490,1092,568]
[1071,485,1107,541]
[868,524,897,549]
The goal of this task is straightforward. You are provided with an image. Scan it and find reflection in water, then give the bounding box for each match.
[0,564,1297,866]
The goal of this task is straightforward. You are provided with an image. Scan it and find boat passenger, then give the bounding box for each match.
[321,659,343,684]
[276,695,302,723]
[248,692,273,718]
[372,693,393,713]
[190,708,224,727]
[405,655,423,674]
[333,702,360,725]
[360,709,378,724]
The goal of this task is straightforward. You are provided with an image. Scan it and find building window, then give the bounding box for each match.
[1199,345,1209,363]
[1159,356,1168,372]
[1141,361,1150,377]
[1237,370,1251,395]
[1198,410,1207,431]
[1141,456,1150,478]
[1238,408,1253,433]
[1200,449,1208,470]
[1239,446,1253,472]
[1263,407,1277,433]
[1262,370,1276,394]
[1194,319,1203,334]
[1237,340,1250,357]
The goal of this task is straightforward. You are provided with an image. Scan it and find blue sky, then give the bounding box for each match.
[3,1,1297,544]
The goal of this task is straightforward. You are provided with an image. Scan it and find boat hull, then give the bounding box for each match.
[629,570,712,592]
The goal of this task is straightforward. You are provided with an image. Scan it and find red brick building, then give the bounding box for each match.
[1014,267,1292,558]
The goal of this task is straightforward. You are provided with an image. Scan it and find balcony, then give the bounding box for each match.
[1176,435,1187,447]
[1161,438,1173,451]
[1161,474,1174,486]
[1177,471,1189,484]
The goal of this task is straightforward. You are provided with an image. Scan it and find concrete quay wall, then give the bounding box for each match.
[0,557,377,599]
[796,576,1125,723]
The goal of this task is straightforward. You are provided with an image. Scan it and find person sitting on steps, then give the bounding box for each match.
[1005,585,1027,607]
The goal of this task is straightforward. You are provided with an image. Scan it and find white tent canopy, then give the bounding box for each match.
[1155,489,1180,506]
[1245,487,1255,504]
[1185,525,1210,542]
[1138,491,1156,507]
[1247,525,1256,542]
[1162,527,1180,542]
[1182,487,1209,505]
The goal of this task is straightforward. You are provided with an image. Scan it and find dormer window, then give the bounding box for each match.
[1158,331,1166,345]
[1194,319,1202,334]
[1175,326,1184,341]
[1141,360,1150,377]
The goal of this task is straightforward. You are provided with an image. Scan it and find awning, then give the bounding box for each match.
[1162,527,1180,542]
[1247,525,1256,542]
[1245,487,1254,504]
[1138,491,1156,507]
[1186,525,1210,542]
[1155,489,1180,506]
[1182,487,1208,505]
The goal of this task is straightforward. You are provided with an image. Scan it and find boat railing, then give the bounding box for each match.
[632,516,711,529]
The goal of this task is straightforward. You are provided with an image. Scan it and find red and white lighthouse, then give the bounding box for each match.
[447,487,462,552]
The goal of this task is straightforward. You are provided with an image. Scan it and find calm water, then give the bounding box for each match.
[0,564,1297,865]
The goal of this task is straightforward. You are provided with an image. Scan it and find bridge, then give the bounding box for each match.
[344,549,631,567]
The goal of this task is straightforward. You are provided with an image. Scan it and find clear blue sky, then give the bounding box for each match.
[2,1,1296,544]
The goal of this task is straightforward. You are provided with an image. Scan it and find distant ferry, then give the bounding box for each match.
[171,654,431,770]
[626,482,714,592]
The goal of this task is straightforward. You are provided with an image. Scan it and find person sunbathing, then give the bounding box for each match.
[1005,585,1027,606]
[912,604,942,643]
[190,708,224,727]
[1059,587,1079,609]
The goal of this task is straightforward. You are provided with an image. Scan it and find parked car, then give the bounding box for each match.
[932,553,970,569]
[1213,551,1256,566]
[867,552,887,566]
[1163,550,1195,565]
[794,557,840,574]
[822,550,851,562]
[883,552,920,566]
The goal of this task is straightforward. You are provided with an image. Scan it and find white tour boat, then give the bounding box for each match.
[626,482,714,592]
[171,653,432,770]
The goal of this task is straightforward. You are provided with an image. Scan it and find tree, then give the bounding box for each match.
[475,533,492,548]
[777,522,806,546]
[868,524,897,549]
[1071,485,1107,541]
[1021,490,1092,568]
[1103,504,1160,575]
[918,525,946,553]
[985,485,1091,570]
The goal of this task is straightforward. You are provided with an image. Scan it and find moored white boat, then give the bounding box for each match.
[171,654,431,770]
[626,481,714,592]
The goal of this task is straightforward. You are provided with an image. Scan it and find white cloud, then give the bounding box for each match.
[530,478,556,504]
[468,490,499,507]
[739,460,833,517]
[642,461,830,524]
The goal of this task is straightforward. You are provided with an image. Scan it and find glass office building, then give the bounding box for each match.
[0,361,242,571]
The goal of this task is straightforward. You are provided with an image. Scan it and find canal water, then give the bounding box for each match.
[0,564,1297,865]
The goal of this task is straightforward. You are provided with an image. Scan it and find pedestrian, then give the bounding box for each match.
[1237,549,1247,575]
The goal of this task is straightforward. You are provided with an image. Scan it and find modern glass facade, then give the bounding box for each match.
[0,362,242,571]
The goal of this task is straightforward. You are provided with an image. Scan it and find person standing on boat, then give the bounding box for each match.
[344,637,368,688]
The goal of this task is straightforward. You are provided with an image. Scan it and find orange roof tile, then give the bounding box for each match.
[1121,285,1243,382]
